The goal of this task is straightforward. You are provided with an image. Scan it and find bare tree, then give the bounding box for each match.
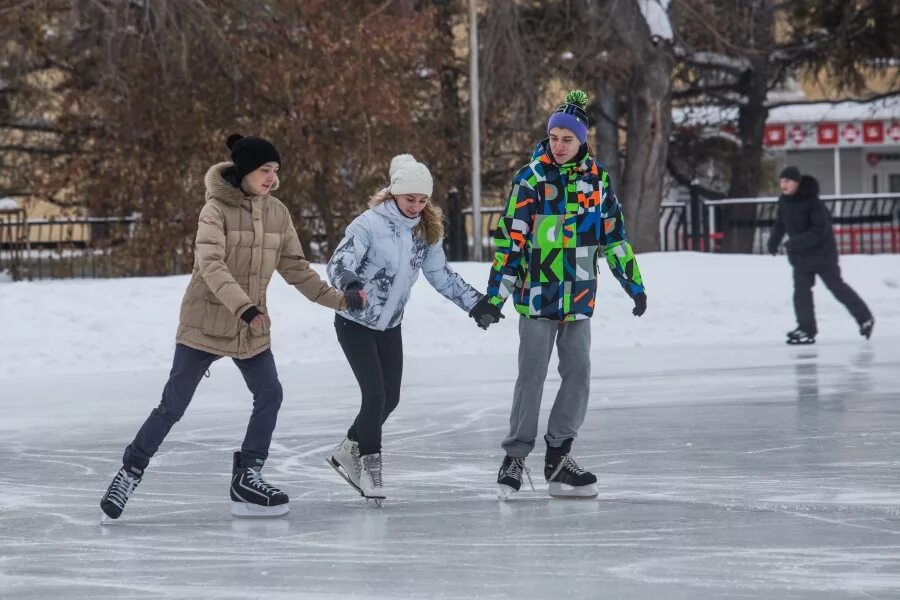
[605,0,676,252]
[671,0,900,252]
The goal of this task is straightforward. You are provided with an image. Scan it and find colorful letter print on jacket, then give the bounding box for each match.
[486,141,644,321]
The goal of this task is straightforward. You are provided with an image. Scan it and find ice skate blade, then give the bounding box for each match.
[364,497,384,508]
[786,338,815,345]
[497,484,519,502]
[326,457,363,496]
[230,502,289,518]
[100,513,116,524]
[548,482,599,499]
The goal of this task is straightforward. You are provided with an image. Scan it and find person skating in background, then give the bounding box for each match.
[468,90,647,501]
[767,166,874,345]
[326,154,486,506]
[100,134,362,520]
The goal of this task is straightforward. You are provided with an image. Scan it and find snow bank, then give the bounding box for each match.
[1,253,898,379]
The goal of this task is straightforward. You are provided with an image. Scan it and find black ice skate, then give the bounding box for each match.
[229,451,289,518]
[786,327,815,345]
[496,455,534,502]
[545,439,598,499]
[100,464,143,521]
[860,318,874,340]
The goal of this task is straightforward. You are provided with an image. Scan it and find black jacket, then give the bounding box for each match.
[767,175,838,269]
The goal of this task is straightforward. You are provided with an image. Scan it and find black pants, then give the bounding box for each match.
[334,314,403,456]
[793,264,872,335]
[123,344,283,470]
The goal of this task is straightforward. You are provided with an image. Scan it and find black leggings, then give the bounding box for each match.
[334,314,403,456]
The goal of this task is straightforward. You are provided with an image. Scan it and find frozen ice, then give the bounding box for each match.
[1,340,899,599]
[2,254,899,598]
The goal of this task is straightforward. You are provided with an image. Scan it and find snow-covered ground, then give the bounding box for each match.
[1,253,899,598]
[3,253,898,380]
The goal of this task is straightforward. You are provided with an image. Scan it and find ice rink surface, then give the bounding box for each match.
[2,337,898,599]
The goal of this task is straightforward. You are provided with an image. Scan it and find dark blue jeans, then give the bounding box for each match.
[123,344,283,470]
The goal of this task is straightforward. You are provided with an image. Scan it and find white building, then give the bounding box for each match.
[673,95,900,196]
[764,97,900,195]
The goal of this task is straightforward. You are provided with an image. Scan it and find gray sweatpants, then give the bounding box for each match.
[501,316,591,458]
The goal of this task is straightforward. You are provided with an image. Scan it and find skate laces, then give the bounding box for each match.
[246,468,281,495]
[561,455,587,476]
[504,457,525,480]
[548,454,587,482]
[361,454,383,487]
[108,470,140,508]
[504,458,534,491]
[349,441,361,474]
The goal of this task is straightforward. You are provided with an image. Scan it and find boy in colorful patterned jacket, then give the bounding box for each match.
[468,90,647,500]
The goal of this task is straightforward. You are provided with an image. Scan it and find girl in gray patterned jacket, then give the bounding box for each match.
[326,154,486,504]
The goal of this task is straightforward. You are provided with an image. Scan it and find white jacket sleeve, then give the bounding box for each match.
[421,240,483,312]
[327,216,371,290]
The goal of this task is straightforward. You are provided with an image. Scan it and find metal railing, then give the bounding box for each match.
[0,208,27,280]
[465,194,900,258]
[662,193,900,254]
[460,206,504,259]
[4,193,897,281]
[0,215,190,280]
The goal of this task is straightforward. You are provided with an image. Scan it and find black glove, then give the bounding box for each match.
[240,306,262,324]
[344,281,365,311]
[767,239,779,256]
[469,296,505,330]
[632,292,647,317]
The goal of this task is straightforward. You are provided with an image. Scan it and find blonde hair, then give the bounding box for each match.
[369,188,444,245]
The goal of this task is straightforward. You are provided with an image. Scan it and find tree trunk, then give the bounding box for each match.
[721,1,774,253]
[620,49,675,252]
[594,78,620,182]
[312,169,338,260]
[432,0,469,260]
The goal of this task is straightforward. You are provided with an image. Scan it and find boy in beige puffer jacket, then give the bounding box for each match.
[100,134,364,520]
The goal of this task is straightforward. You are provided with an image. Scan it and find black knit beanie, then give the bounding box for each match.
[227,133,281,181]
[779,166,801,182]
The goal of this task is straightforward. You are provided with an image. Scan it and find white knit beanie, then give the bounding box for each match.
[388,154,433,197]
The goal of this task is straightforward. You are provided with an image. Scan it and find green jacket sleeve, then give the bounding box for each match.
[599,174,645,298]
[485,172,538,305]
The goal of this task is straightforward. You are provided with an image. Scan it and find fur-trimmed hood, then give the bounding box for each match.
[204,162,279,208]
[177,161,343,359]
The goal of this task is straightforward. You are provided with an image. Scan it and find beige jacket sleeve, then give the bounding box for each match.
[277,213,347,310]
[196,203,255,317]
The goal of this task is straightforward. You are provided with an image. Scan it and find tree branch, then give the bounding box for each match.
[673,83,746,100]
[0,145,69,156]
[678,50,750,78]
[0,121,61,133]
[666,158,726,200]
